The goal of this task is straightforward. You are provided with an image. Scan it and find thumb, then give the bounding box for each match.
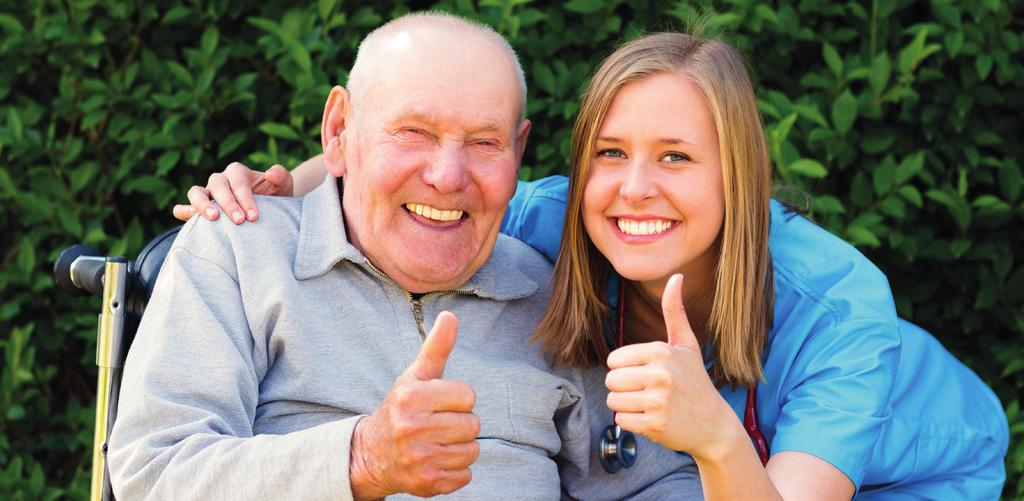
[404,311,458,381]
[662,274,700,352]
[265,164,295,196]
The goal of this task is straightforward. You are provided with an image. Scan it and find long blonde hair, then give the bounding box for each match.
[533,32,773,388]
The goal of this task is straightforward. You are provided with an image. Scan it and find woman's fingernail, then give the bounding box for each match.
[247,209,257,220]
[205,208,217,219]
[232,211,244,223]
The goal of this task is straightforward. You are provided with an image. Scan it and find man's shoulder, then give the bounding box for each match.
[171,196,304,271]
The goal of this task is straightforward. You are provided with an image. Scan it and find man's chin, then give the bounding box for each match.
[385,257,477,293]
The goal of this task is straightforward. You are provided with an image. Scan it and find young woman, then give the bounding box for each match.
[176,33,1008,499]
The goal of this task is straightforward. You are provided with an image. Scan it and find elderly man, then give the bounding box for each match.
[110,12,701,501]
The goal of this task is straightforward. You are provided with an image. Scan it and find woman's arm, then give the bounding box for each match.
[171,155,328,223]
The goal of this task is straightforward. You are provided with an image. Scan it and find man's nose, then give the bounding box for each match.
[618,160,657,204]
[422,141,470,194]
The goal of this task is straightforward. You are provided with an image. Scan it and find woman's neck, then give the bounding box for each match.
[623,272,714,347]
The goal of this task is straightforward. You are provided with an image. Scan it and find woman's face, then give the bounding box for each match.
[582,72,725,289]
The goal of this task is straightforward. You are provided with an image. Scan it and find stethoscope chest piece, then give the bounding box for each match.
[599,423,638,474]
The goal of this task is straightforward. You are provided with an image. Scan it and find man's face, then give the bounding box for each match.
[337,35,529,293]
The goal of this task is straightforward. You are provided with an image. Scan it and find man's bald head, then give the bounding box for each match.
[346,12,528,119]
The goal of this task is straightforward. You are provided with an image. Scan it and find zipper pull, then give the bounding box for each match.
[411,299,427,341]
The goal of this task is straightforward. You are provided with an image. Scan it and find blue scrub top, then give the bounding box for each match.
[501,176,1008,499]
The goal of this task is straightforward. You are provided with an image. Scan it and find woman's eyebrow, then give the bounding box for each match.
[596,136,696,145]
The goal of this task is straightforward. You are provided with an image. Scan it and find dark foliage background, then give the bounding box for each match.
[1,0,1021,498]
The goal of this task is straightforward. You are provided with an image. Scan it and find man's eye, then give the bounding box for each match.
[397,128,430,139]
[596,148,626,159]
[662,152,690,162]
[475,139,497,147]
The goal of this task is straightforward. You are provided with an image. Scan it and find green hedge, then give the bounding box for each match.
[1,0,1021,498]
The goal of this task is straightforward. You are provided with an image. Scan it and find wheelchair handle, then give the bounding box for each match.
[55,244,108,296]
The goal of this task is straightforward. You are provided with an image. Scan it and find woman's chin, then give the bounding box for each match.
[610,262,674,284]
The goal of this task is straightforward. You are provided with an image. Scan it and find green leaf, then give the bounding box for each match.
[899,185,923,207]
[944,31,964,57]
[999,162,1021,202]
[793,104,828,128]
[831,89,857,135]
[895,151,925,185]
[861,131,894,154]
[0,166,16,195]
[847,226,881,247]
[166,62,194,87]
[813,195,845,214]
[823,42,843,77]
[773,113,799,143]
[532,62,556,95]
[926,189,971,231]
[879,195,906,218]
[122,175,172,195]
[69,162,99,194]
[869,53,891,96]
[285,40,312,74]
[976,54,993,80]
[156,151,181,176]
[931,0,961,28]
[7,107,23,141]
[789,159,828,178]
[218,131,247,158]
[201,27,219,58]
[0,14,25,34]
[754,5,780,25]
[17,238,36,274]
[259,122,300,141]
[873,157,896,195]
[318,0,339,20]
[897,29,940,74]
[162,6,191,23]
[564,0,606,14]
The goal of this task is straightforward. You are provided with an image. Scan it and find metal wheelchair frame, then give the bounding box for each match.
[54,227,181,501]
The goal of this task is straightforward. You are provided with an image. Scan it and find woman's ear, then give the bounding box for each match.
[321,86,350,177]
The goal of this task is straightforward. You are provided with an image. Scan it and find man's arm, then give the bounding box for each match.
[109,234,480,500]
[108,245,361,500]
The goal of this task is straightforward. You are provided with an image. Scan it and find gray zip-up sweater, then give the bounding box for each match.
[108,179,702,500]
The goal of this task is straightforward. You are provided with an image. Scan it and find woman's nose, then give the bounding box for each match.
[618,160,657,204]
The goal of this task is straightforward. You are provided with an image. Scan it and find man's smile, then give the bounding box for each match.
[404,202,467,224]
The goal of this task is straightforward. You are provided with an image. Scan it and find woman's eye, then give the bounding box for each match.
[662,152,690,162]
[597,148,626,159]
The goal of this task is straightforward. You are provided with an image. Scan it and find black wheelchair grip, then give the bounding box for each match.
[54,244,105,296]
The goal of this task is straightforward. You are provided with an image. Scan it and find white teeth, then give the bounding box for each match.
[617,218,675,236]
[405,203,464,222]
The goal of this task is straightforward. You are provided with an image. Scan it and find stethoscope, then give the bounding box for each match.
[598,284,639,474]
[598,283,771,474]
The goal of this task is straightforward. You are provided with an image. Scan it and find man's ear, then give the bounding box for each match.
[514,118,532,165]
[322,86,351,177]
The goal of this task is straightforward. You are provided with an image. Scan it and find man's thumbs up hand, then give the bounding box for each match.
[403,311,458,381]
[350,311,480,500]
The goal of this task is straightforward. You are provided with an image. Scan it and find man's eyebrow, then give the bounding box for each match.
[394,113,504,134]
[403,112,439,125]
[466,122,502,134]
